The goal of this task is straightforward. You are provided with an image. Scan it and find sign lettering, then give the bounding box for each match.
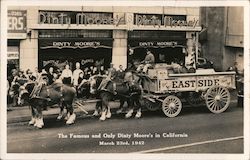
[8,10,27,33]
[135,14,199,28]
[39,11,126,26]
[138,41,178,47]
[40,39,112,49]
[7,52,19,59]
[51,41,102,48]
[160,75,232,91]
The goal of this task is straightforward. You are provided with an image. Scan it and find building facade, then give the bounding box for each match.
[7,6,201,73]
[199,7,244,73]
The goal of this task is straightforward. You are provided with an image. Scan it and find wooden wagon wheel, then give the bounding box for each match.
[162,95,182,117]
[205,86,230,114]
[185,92,204,107]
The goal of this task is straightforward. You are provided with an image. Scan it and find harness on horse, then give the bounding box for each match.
[30,82,46,99]
[30,80,64,103]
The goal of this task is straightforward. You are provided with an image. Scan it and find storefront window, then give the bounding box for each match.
[128,30,186,66]
[7,40,20,84]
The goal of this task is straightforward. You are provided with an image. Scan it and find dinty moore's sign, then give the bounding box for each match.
[39,39,112,49]
[38,11,199,28]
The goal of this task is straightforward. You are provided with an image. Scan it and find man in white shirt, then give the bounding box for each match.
[72,62,83,88]
[61,64,73,85]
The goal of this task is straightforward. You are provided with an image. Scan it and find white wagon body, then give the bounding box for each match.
[141,66,236,117]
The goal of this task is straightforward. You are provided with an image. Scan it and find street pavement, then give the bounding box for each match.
[7,99,243,153]
[7,91,239,124]
[7,100,123,124]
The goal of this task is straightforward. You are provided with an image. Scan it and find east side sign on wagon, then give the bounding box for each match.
[159,75,235,92]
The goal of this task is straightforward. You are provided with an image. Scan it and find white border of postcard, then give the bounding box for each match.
[1,0,249,160]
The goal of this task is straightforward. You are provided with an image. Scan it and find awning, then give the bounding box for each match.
[39,38,113,49]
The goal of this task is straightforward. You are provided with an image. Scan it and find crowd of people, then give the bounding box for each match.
[7,49,157,109]
[7,61,127,106]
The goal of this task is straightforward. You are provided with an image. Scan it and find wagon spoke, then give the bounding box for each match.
[220,91,228,97]
[212,103,217,111]
[217,101,225,109]
[221,94,229,99]
[208,101,216,109]
[219,88,226,95]
[207,99,215,106]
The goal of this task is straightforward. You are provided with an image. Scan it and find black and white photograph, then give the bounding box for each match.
[1,1,249,160]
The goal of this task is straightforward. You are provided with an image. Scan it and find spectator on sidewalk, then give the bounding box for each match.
[27,70,36,81]
[47,67,55,85]
[117,64,125,79]
[61,64,73,85]
[72,62,83,88]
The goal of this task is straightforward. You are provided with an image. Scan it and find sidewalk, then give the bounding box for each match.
[7,91,239,124]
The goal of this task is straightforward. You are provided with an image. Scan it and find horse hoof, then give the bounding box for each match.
[92,110,99,116]
[66,114,76,125]
[64,113,70,121]
[125,109,133,118]
[99,117,106,121]
[36,125,43,129]
[99,114,106,121]
[66,121,74,125]
[125,113,132,118]
[64,116,69,121]
[35,122,43,129]
[106,112,111,119]
[28,119,36,125]
[99,111,106,121]
[135,112,142,118]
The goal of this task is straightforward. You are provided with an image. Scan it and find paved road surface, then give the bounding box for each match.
[7,102,243,153]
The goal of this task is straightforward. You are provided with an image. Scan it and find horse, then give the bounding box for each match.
[89,71,144,121]
[19,78,76,129]
[9,78,29,106]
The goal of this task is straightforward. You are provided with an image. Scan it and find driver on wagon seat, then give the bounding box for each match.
[137,49,155,74]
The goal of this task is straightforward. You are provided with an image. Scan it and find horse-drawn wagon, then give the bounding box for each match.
[140,65,236,117]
